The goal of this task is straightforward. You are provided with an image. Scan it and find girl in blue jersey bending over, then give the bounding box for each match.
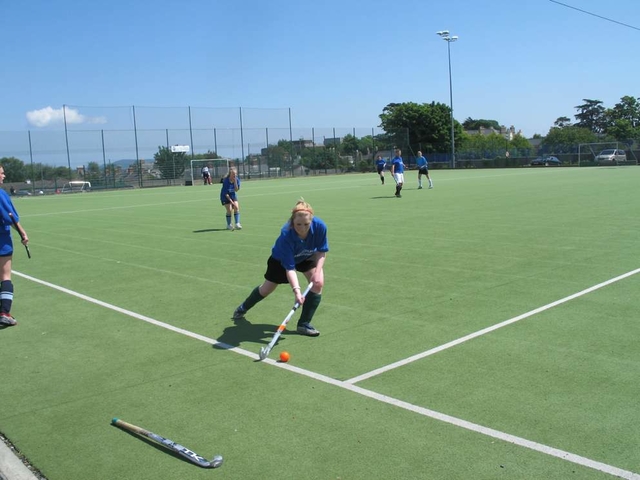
[0,166,29,327]
[232,199,328,337]
[220,167,241,230]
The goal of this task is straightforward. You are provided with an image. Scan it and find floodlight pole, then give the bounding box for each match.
[437,31,458,169]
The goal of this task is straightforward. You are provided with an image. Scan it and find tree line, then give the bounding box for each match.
[2,95,638,183]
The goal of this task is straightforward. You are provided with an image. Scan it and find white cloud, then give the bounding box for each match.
[26,106,107,127]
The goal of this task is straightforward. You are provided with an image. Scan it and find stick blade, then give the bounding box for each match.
[258,346,270,360]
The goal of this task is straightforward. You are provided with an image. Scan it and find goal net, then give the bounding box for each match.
[61,181,92,193]
[187,159,231,185]
[578,142,637,166]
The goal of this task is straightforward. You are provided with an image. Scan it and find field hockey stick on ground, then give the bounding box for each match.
[8,213,30,259]
[259,282,313,361]
[111,418,223,468]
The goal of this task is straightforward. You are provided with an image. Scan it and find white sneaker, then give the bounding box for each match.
[235,223,242,230]
[428,185,433,189]
[227,224,234,230]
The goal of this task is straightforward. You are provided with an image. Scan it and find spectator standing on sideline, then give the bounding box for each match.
[390,148,405,198]
[232,199,328,337]
[416,151,433,189]
[220,167,241,230]
[201,165,212,185]
[0,166,29,327]
[375,155,386,185]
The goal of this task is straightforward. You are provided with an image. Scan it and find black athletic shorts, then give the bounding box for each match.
[418,166,429,175]
[377,168,384,174]
[264,255,317,284]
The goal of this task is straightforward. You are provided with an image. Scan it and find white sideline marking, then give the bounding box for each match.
[13,271,640,480]
[345,267,640,385]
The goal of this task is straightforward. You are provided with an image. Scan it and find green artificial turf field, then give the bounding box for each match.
[1,167,638,479]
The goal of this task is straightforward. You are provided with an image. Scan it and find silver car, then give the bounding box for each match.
[596,149,626,165]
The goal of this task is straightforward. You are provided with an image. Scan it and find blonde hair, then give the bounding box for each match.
[289,198,313,226]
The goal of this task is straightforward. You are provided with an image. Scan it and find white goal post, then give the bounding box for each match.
[61,181,92,193]
[578,141,637,166]
[187,159,231,185]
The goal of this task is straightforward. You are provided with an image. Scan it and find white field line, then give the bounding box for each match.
[12,271,640,480]
[346,267,640,385]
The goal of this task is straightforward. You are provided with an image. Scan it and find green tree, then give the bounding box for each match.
[553,116,572,128]
[153,146,187,179]
[0,157,26,182]
[606,119,639,144]
[86,161,102,184]
[339,134,359,155]
[608,95,640,128]
[574,99,606,133]
[541,126,598,152]
[462,118,501,130]
[379,101,462,154]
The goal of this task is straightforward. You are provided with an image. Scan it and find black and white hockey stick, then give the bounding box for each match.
[111,418,223,468]
[258,282,313,361]
[8,213,30,259]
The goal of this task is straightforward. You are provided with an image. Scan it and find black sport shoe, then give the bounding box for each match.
[232,307,245,321]
[297,323,320,337]
[0,313,17,326]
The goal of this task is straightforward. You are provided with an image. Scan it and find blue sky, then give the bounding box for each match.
[1,0,639,139]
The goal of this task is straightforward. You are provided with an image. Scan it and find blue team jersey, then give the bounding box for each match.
[392,156,405,174]
[271,216,329,270]
[0,190,19,255]
[376,158,386,170]
[417,156,428,168]
[219,176,240,202]
[0,190,18,233]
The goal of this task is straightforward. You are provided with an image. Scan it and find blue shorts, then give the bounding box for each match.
[0,232,14,257]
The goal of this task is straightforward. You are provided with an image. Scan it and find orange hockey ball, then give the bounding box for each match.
[279,351,290,362]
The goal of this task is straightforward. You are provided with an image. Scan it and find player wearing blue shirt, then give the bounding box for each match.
[0,166,29,327]
[232,199,328,337]
[220,167,241,230]
[416,151,433,189]
[390,148,405,198]
[375,155,386,185]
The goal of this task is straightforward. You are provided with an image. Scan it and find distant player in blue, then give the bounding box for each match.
[375,155,386,185]
[0,166,29,327]
[416,151,433,189]
[220,167,241,230]
[390,148,405,198]
[232,199,328,337]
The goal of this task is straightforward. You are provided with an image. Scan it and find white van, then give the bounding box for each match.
[595,149,626,165]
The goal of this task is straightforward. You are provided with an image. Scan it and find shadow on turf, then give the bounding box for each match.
[192,228,233,233]
[214,316,290,350]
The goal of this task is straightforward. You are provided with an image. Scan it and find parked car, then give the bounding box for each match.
[595,149,626,165]
[530,156,561,166]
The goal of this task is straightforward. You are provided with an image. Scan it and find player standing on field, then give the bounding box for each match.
[375,155,386,185]
[232,199,328,337]
[416,151,433,189]
[201,165,212,185]
[220,167,241,230]
[390,148,405,198]
[0,166,29,327]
